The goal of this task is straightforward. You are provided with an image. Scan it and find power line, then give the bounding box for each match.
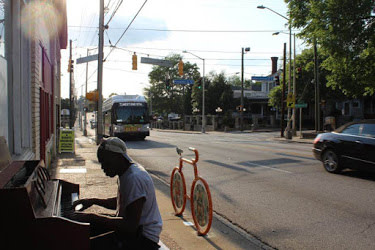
[105,0,123,26]
[105,0,148,61]
[124,46,282,55]
[68,25,291,33]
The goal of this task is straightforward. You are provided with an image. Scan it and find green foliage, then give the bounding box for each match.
[227,75,252,88]
[268,85,282,109]
[61,98,70,110]
[145,54,199,115]
[286,0,375,97]
[191,72,234,115]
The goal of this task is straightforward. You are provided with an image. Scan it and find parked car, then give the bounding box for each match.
[313,119,375,173]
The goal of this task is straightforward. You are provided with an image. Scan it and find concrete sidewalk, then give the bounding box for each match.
[51,128,271,250]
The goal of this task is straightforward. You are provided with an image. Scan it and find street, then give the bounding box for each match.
[124,130,375,249]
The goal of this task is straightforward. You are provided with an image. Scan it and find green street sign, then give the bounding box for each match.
[295,103,307,108]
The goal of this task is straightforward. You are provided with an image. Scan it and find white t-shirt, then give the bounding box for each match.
[116,163,162,243]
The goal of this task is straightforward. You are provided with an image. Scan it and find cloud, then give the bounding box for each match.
[105,16,170,46]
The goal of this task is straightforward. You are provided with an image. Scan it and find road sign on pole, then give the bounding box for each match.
[286,93,296,108]
[141,57,174,67]
[173,79,194,85]
[295,103,307,108]
[251,76,274,81]
[76,54,99,64]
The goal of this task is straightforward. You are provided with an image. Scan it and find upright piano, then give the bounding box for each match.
[0,139,90,250]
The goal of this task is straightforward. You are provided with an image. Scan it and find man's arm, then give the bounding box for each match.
[73,197,117,211]
[71,197,146,234]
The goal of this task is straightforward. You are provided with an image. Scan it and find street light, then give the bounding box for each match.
[273,31,297,136]
[257,5,294,138]
[183,50,206,133]
[241,47,250,131]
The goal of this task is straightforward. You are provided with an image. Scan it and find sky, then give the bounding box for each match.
[61,0,305,99]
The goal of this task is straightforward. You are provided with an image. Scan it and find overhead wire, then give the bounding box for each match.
[68,25,292,33]
[105,0,123,26]
[104,0,148,61]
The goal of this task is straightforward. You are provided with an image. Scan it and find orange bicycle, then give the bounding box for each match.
[170,147,213,236]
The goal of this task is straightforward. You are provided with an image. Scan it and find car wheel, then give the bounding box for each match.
[322,149,342,173]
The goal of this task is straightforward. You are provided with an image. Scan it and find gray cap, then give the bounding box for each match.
[101,137,133,163]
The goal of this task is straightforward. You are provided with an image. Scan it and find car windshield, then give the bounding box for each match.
[114,106,149,124]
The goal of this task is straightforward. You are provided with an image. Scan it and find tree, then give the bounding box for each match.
[268,48,346,109]
[145,54,200,116]
[192,72,234,115]
[286,0,375,97]
[268,85,282,109]
[61,98,70,110]
[227,75,252,89]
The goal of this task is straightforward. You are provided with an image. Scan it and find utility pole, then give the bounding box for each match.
[69,39,73,129]
[202,58,206,133]
[285,24,293,139]
[240,48,244,131]
[96,0,104,144]
[240,47,250,132]
[281,43,286,137]
[83,49,89,136]
[292,34,296,135]
[314,40,318,132]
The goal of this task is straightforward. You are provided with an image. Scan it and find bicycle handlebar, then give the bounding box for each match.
[188,147,199,163]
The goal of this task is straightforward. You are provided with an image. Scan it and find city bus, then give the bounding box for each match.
[103,95,150,140]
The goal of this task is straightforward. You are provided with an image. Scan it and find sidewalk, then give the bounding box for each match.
[51,128,271,250]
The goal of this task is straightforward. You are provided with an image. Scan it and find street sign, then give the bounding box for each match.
[173,79,194,85]
[295,103,307,108]
[59,129,75,153]
[141,57,174,67]
[76,54,98,64]
[251,76,274,81]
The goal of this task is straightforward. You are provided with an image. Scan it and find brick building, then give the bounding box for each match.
[0,0,67,166]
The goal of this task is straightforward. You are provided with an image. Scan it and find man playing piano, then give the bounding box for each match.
[68,137,162,250]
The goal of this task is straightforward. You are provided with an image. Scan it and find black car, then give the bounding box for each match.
[313,119,375,173]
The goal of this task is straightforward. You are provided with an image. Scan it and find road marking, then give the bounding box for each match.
[237,143,313,160]
[59,168,87,173]
[240,161,292,174]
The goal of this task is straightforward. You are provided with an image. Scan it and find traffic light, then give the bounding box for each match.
[274,75,280,85]
[197,77,202,89]
[132,52,137,70]
[67,59,74,72]
[178,59,183,76]
[165,79,171,90]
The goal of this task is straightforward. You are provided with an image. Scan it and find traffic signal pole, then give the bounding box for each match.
[240,48,244,131]
[281,43,286,137]
[96,0,104,144]
[83,49,89,136]
[69,39,73,129]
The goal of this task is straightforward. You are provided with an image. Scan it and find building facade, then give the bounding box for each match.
[0,0,67,165]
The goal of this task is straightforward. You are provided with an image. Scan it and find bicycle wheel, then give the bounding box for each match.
[170,167,187,216]
[190,177,213,236]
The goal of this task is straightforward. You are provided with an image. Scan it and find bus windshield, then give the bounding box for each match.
[114,105,149,124]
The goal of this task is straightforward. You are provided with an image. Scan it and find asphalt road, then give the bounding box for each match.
[124,130,375,250]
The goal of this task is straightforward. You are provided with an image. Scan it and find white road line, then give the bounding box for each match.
[243,162,293,174]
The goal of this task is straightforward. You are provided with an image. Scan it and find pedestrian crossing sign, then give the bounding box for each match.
[286,93,295,108]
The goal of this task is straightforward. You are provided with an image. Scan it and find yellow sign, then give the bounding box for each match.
[124,125,141,132]
[59,129,75,153]
[286,93,296,108]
